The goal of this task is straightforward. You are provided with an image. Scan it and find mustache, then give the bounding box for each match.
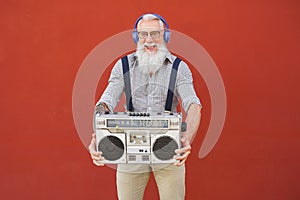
[137,43,168,52]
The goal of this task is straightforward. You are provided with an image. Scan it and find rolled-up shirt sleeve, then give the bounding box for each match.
[176,61,201,112]
[96,59,124,111]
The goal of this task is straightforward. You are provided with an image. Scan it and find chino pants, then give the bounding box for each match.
[116,164,185,200]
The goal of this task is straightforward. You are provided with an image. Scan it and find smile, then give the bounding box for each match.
[144,44,157,52]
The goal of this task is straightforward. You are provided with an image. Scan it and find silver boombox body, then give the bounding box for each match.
[94,112,183,164]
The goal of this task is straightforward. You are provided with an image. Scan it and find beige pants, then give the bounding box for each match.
[116,164,185,200]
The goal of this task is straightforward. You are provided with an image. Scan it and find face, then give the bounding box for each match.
[137,19,164,53]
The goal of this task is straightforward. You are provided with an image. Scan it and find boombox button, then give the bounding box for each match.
[128,112,150,117]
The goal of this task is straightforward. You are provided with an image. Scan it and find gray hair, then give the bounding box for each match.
[137,14,164,29]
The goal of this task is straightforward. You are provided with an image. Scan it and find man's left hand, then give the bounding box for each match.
[174,136,192,166]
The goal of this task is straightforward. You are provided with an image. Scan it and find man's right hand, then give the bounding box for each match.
[88,133,105,166]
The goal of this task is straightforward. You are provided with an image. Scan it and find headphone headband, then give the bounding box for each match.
[133,13,169,30]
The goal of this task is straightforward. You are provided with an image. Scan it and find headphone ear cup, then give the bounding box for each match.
[132,31,139,43]
[164,29,170,43]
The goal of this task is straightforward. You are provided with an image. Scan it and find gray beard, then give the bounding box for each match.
[136,43,169,75]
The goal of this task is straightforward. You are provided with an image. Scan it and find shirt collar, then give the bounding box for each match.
[165,52,174,64]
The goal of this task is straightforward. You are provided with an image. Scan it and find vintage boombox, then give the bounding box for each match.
[94,112,185,164]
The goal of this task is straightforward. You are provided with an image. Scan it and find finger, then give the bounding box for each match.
[174,157,188,166]
[91,152,102,158]
[175,145,191,155]
[90,151,102,156]
[90,151,103,159]
[175,150,191,161]
[174,151,191,166]
[91,152,105,163]
[93,160,105,166]
[91,155,105,161]
[91,151,102,156]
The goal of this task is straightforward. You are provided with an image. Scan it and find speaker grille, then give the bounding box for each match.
[153,136,178,160]
[98,136,124,161]
[142,155,150,161]
[128,155,136,161]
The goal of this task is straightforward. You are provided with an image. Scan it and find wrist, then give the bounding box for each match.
[95,102,110,114]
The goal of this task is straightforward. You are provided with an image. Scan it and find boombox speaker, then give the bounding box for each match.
[151,131,180,163]
[96,130,127,163]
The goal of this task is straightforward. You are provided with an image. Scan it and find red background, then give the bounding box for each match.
[1,0,300,199]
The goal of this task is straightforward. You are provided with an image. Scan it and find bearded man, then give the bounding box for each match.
[89,13,202,200]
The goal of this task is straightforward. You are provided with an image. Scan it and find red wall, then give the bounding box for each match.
[1,0,300,199]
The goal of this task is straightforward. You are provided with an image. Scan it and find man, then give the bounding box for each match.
[89,13,202,200]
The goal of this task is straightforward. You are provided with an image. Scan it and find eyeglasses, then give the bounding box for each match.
[137,30,162,39]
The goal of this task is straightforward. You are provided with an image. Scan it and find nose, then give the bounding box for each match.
[145,34,154,43]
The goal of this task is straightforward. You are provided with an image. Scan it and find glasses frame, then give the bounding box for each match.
[137,30,164,40]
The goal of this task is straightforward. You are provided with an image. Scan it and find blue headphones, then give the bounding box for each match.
[132,13,170,43]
